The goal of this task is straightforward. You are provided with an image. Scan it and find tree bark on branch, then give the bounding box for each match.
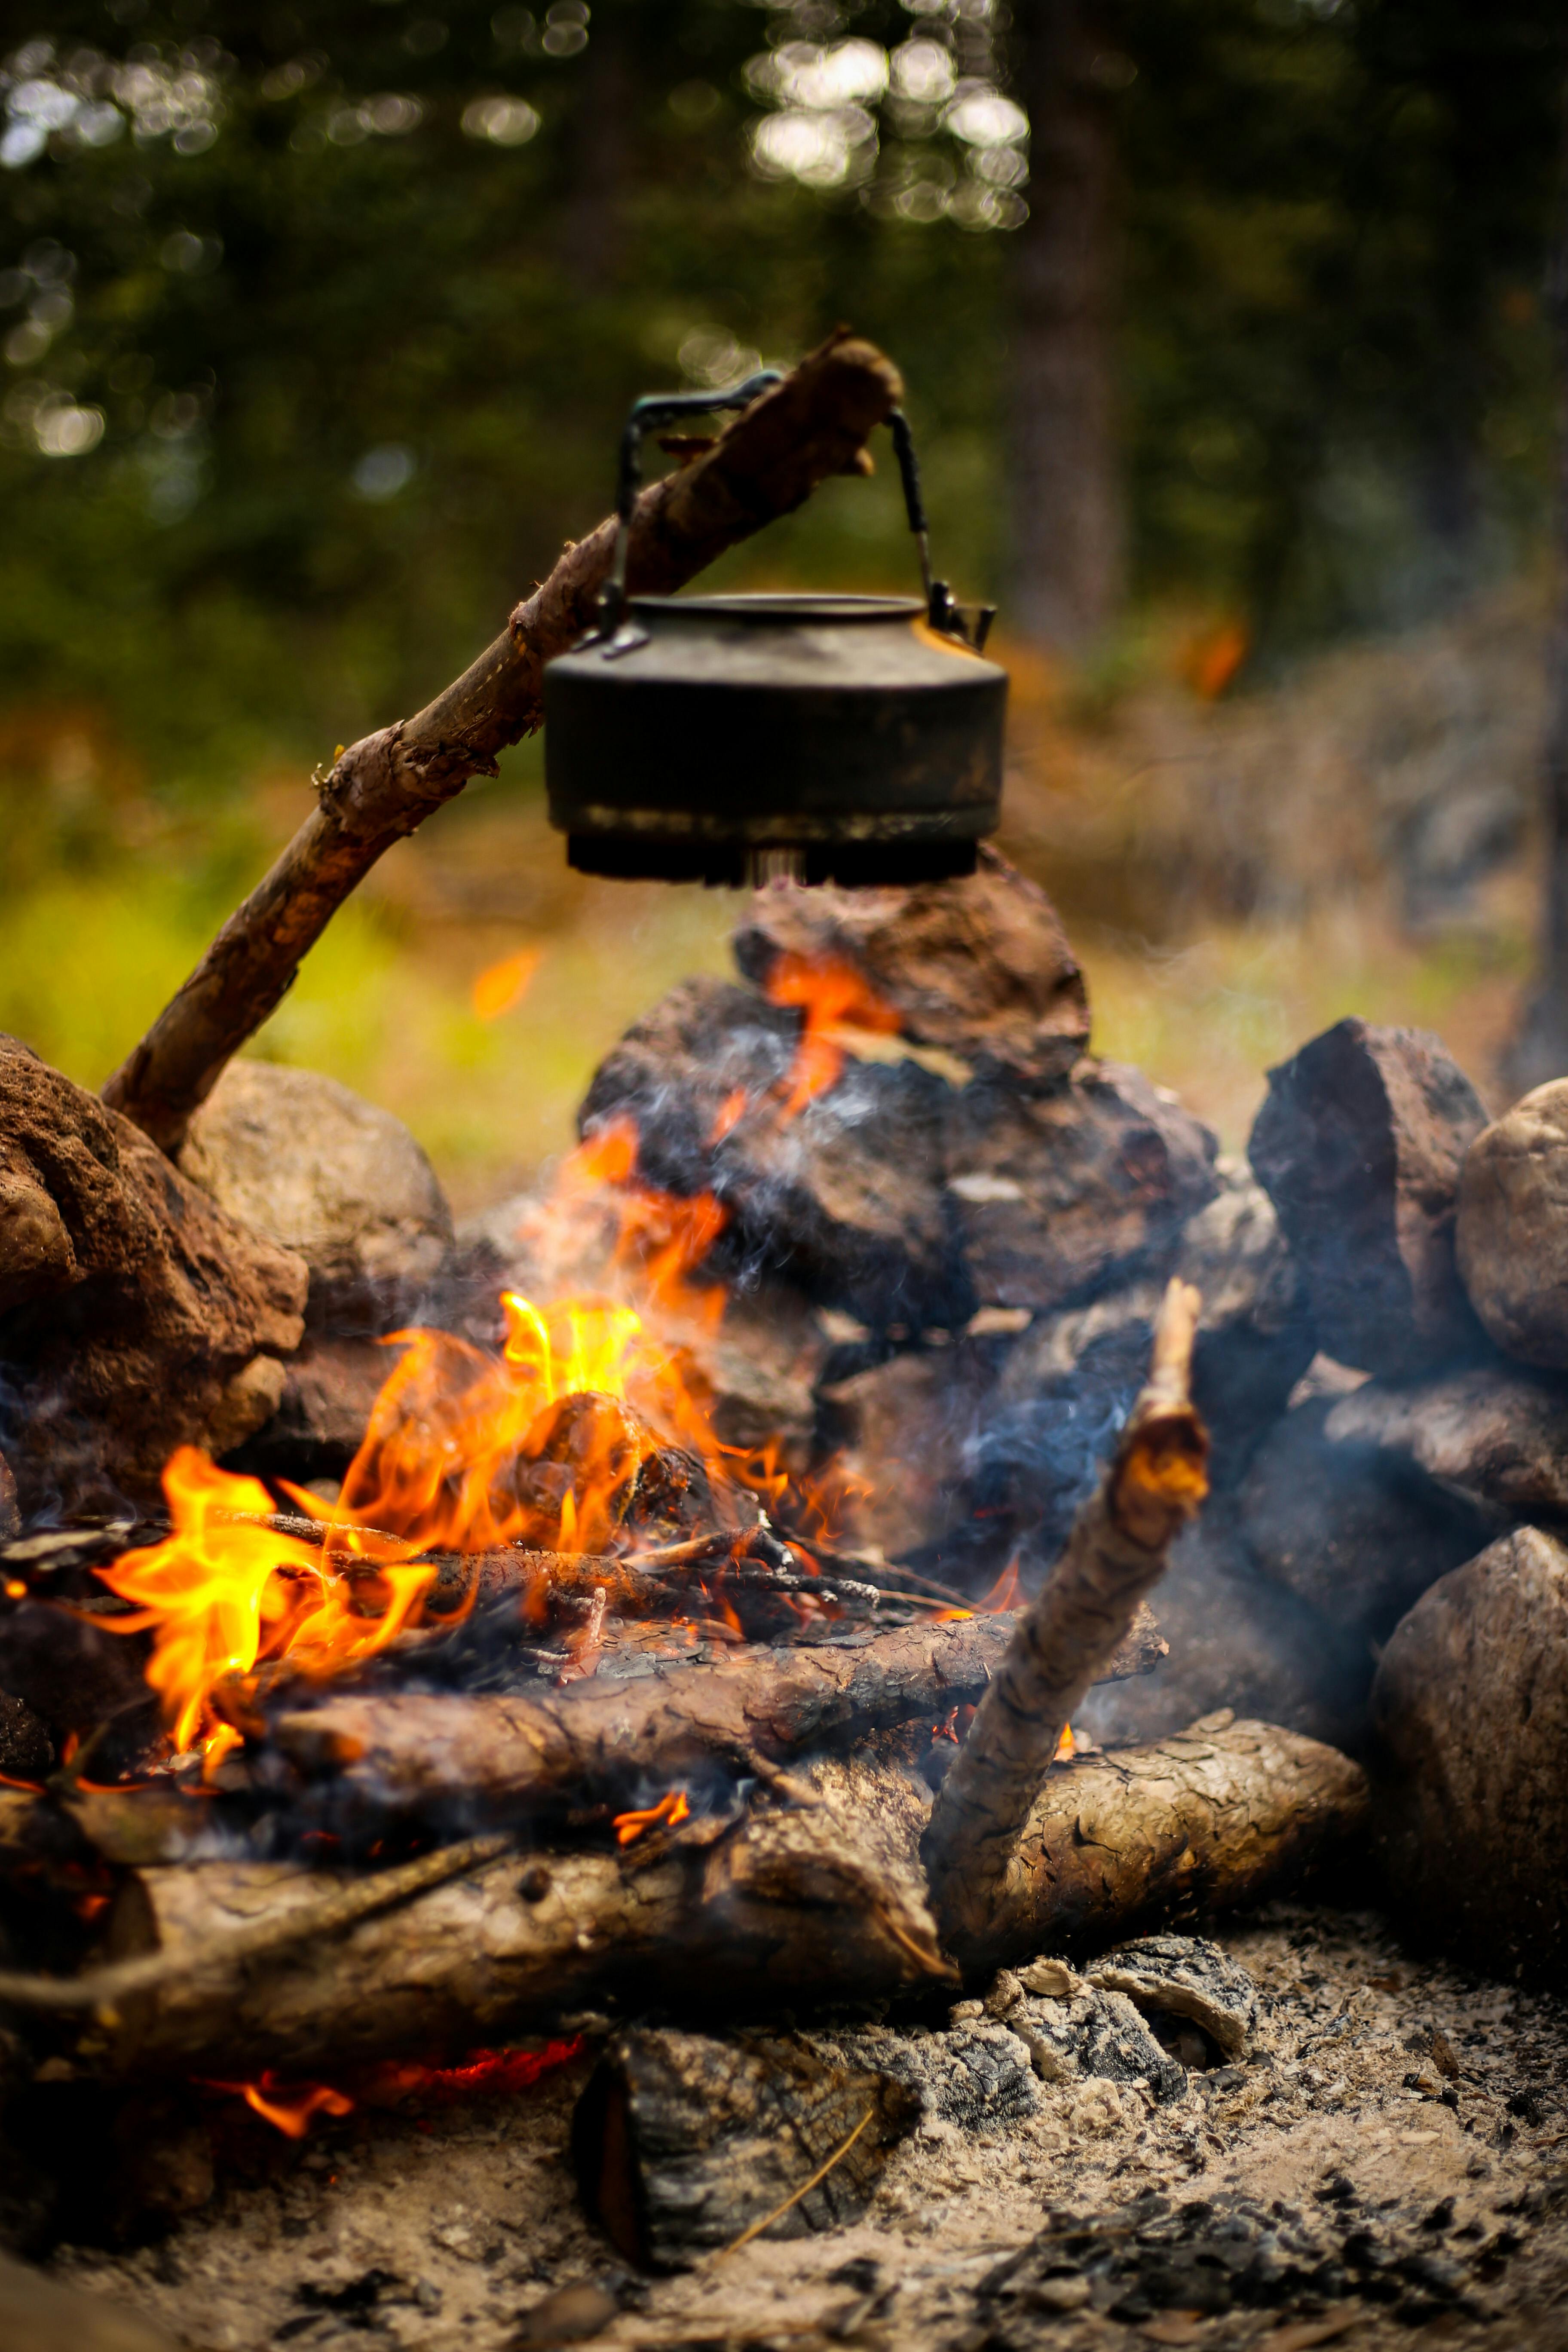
[100,332,903,1155]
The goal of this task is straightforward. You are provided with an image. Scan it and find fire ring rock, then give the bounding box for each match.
[1249,1017,1488,1379]
[1456,1079,1568,1368]
[179,1060,453,1333]
[1371,1525,1568,1978]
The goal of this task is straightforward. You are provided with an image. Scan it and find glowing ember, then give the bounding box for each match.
[612,1788,692,1844]
[205,2073,354,2138]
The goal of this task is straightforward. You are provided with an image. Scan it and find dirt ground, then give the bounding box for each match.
[50,1900,1568,2352]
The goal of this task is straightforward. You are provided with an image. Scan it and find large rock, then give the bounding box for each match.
[1238,1394,1488,1638]
[581,976,968,1331]
[733,845,1091,1090]
[1073,1507,1372,1753]
[945,1060,1218,1314]
[1372,1527,1568,1978]
[1323,1363,1568,1527]
[1249,1017,1488,1378]
[179,1060,452,1333]
[0,1038,306,1515]
[818,1342,996,1563]
[1456,1079,1568,1367]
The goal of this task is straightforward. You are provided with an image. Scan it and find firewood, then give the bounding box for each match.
[100,333,904,1155]
[922,1280,1210,1965]
[0,2247,181,2352]
[572,2025,919,2270]
[58,1716,1364,2081]
[255,1609,1165,1827]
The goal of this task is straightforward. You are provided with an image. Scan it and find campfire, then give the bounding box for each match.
[4,337,1568,2351]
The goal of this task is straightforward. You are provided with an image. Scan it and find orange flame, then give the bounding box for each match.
[1054,1723,1077,1762]
[613,1788,691,1845]
[98,1451,434,1758]
[204,2073,355,2138]
[471,945,542,1022]
[763,952,902,1119]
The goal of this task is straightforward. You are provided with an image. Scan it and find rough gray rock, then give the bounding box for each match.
[818,1341,996,1562]
[180,1060,453,1333]
[1249,1017,1488,1378]
[946,1060,1218,1316]
[1178,1162,1317,1482]
[1323,1364,1568,1528]
[733,846,1092,1091]
[580,976,966,1332]
[1085,1934,1259,2061]
[1238,1393,1492,1638]
[1073,1506,1372,1752]
[1456,1080,1568,1367]
[1372,1525,1568,1978]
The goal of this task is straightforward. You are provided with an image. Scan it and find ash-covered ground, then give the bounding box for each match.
[52,1902,1568,2352]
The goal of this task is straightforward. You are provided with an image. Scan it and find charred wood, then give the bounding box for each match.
[255,1610,1164,1828]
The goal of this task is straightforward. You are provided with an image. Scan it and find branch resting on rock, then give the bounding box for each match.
[100,331,905,1154]
[922,1278,1210,1966]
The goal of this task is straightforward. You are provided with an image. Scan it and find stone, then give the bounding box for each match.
[818,1341,996,1563]
[1073,1506,1372,1752]
[946,1060,1218,1315]
[732,845,1092,1091]
[0,1038,306,1516]
[1456,1079,1568,1367]
[1249,1018,1488,1378]
[1084,1934,1259,2061]
[1323,1364,1568,1527]
[179,1059,453,1333]
[1238,1394,1497,1638]
[1371,1526,1568,1977]
[580,976,968,1331]
[1177,1161,1317,1482]
[224,1333,392,1481]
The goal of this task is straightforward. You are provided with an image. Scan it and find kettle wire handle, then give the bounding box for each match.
[594,373,992,648]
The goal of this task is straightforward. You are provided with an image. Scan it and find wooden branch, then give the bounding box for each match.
[65,1719,1363,2082]
[921,1280,1210,1966]
[100,331,905,1153]
[253,1608,1165,1827]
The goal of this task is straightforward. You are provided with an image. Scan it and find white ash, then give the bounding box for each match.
[46,1903,1568,2351]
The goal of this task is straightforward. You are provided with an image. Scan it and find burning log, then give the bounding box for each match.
[255,1609,1167,1828]
[922,1280,1210,1965]
[100,332,905,1157]
[40,1715,1364,2082]
[0,1041,307,1516]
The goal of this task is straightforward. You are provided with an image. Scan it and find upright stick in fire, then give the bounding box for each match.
[921,1278,1210,1966]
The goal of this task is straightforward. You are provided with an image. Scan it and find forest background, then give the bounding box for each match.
[2,0,1565,1209]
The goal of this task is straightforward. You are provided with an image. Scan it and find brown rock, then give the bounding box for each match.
[819,1342,996,1562]
[1238,1394,1488,1638]
[946,1060,1218,1314]
[1456,1079,1568,1367]
[1249,1018,1488,1378]
[180,1059,452,1332]
[224,1332,391,1480]
[1372,1526,1568,1977]
[0,1037,307,1515]
[1323,1363,1568,1526]
[733,845,1091,1089]
[580,976,967,1330]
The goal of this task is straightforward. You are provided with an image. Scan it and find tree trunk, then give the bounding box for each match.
[1006,0,1124,652]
